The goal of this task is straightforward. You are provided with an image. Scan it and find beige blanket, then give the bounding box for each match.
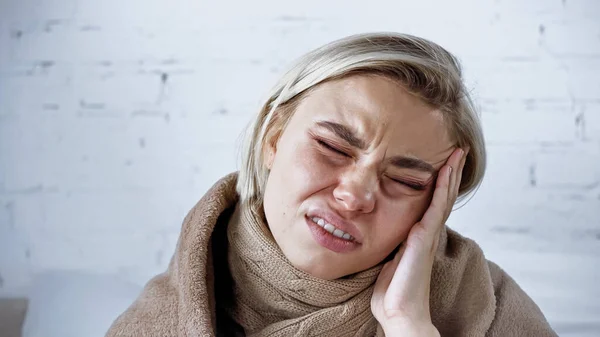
[106,173,557,336]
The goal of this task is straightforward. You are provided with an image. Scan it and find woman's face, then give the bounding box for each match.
[262,75,456,280]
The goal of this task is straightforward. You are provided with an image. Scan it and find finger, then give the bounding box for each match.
[448,153,459,200]
[372,245,406,308]
[448,148,465,198]
[420,163,453,233]
[452,147,469,200]
[377,247,403,285]
[383,239,432,314]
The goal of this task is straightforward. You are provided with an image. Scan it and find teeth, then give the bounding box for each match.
[310,217,354,241]
[332,229,345,238]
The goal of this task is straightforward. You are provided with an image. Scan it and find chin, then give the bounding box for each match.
[301,265,341,280]
[286,254,345,280]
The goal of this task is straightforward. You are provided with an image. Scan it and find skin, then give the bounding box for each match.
[262,74,456,280]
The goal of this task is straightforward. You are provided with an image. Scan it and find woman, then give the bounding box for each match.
[106,33,557,336]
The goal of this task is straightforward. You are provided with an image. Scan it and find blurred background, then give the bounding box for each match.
[0,0,599,336]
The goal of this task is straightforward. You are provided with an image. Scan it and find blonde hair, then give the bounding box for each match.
[236,32,486,210]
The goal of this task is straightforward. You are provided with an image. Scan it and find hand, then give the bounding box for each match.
[371,147,469,336]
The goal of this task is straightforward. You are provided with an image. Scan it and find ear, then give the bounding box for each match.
[265,147,275,169]
[262,109,286,170]
[263,137,277,170]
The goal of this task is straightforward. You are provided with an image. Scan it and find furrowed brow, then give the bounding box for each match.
[316,121,366,149]
[388,156,436,174]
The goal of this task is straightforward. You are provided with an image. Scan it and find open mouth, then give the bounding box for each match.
[305,215,360,253]
[309,216,355,242]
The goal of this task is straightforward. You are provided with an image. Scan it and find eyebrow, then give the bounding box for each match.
[316,120,366,149]
[315,120,436,174]
[387,156,435,174]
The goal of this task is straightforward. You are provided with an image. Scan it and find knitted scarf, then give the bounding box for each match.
[226,204,384,336]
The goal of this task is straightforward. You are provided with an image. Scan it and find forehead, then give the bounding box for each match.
[295,75,454,162]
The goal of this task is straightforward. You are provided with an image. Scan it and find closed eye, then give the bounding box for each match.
[389,177,427,191]
[317,139,350,157]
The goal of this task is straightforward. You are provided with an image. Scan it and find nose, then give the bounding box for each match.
[332,168,376,213]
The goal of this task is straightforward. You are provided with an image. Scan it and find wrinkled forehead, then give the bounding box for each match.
[294,75,454,155]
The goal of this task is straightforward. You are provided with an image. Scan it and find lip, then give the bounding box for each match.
[306,208,363,243]
[305,216,361,253]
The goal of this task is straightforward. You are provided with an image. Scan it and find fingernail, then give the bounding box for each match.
[459,149,465,158]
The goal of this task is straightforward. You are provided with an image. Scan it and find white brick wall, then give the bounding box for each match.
[1,0,599,333]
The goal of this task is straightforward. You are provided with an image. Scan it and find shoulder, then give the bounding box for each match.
[105,272,179,337]
[485,260,558,337]
[442,228,558,336]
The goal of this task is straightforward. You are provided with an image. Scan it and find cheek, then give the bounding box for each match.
[373,196,433,243]
[401,193,434,225]
[281,143,338,201]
